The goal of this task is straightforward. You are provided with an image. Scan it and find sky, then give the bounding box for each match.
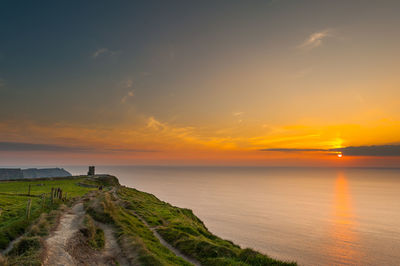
[1,0,400,167]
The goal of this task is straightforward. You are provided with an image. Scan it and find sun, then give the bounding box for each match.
[337,153,343,158]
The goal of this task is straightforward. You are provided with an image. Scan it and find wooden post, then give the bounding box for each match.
[28,184,31,196]
[26,199,32,220]
[59,189,63,199]
[41,195,45,210]
[51,188,54,203]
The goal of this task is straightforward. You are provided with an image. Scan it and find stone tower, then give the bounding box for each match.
[88,166,95,176]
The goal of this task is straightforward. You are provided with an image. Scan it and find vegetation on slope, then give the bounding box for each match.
[85,190,191,265]
[117,186,296,266]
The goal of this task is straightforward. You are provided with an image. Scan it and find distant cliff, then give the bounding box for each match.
[0,168,24,180]
[0,168,72,180]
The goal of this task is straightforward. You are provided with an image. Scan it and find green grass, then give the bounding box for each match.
[86,192,192,266]
[83,214,105,250]
[118,186,296,266]
[0,177,96,197]
[0,177,96,250]
[4,207,65,265]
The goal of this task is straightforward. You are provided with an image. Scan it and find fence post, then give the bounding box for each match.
[26,199,32,220]
[28,184,31,196]
[51,188,54,203]
[41,195,45,210]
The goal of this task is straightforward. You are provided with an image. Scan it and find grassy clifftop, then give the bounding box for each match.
[0,175,296,266]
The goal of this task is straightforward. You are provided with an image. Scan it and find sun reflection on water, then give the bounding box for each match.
[328,172,361,265]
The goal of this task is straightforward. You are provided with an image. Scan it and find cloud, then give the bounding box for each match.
[92,48,120,59]
[122,79,133,89]
[0,141,157,153]
[260,144,400,156]
[299,29,332,50]
[119,78,135,103]
[332,145,400,156]
[0,141,90,152]
[260,148,326,152]
[291,68,313,79]
[147,116,165,130]
[233,112,244,123]
[121,90,134,103]
[107,148,157,153]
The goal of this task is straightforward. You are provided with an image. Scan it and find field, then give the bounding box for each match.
[0,177,95,250]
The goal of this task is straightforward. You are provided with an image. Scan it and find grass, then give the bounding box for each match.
[0,177,95,250]
[83,214,105,250]
[4,207,65,265]
[86,191,192,266]
[117,186,296,266]
[0,177,96,197]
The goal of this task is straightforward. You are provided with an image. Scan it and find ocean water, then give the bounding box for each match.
[69,166,400,265]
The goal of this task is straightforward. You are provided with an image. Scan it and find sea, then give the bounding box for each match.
[66,166,400,266]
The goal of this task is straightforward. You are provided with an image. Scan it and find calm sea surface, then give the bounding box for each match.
[69,166,400,266]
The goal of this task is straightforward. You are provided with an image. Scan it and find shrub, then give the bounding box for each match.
[9,237,41,256]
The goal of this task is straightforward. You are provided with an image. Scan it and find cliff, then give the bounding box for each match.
[0,168,71,180]
[0,168,24,180]
[22,168,71,179]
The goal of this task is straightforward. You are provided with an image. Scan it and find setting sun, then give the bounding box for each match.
[338,154,343,158]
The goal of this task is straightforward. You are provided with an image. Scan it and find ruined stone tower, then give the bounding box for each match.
[88,166,95,176]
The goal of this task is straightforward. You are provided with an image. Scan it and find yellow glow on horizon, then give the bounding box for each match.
[1,117,400,166]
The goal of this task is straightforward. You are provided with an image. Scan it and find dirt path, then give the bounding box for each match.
[130,210,201,266]
[43,203,85,266]
[43,202,129,266]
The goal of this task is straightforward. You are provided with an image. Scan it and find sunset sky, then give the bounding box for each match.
[1,1,400,166]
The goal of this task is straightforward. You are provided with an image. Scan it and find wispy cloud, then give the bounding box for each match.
[299,29,333,50]
[291,68,313,79]
[121,91,134,103]
[147,116,165,130]
[121,79,133,89]
[92,48,120,59]
[120,78,135,103]
[233,112,244,123]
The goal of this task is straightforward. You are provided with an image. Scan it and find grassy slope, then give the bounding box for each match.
[117,186,296,266]
[86,189,192,266]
